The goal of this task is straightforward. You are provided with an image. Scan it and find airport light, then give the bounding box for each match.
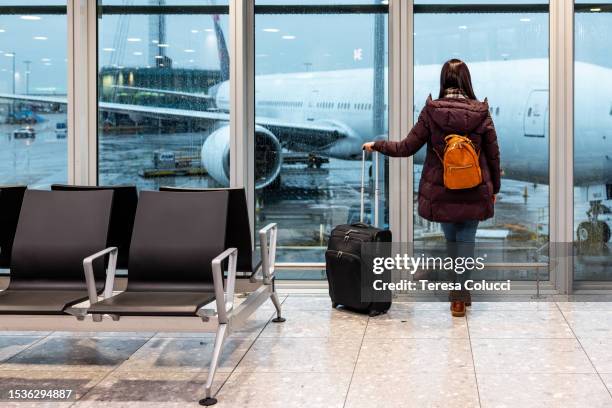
[263,28,280,33]
[205,28,213,32]
[282,35,296,40]
[590,8,602,12]
[184,49,195,53]
[151,39,159,44]
[191,29,199,33]
[103,47,115,52]
[0,29,5,33]
[20,16,41,21]
[33,36,48,40]
[155,55,164,59]
[458,25,468,30]
[127,37,141,42]
[133,51,143,56]
[520,18,531,22]
[354,48,363,61]
[41,58,51,62]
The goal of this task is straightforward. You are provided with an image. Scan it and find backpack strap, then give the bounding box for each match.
[433,146,444,163]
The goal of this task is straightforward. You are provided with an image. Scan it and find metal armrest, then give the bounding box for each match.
[82,247,118,308]
[258,223,278,285]
[211,247,238,324]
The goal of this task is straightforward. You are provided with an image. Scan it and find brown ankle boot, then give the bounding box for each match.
[450,301,466,317]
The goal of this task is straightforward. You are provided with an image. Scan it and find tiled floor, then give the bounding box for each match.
[0,296,611,407]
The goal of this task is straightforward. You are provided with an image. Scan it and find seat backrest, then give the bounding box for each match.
[0,185,27,269]
[51,184,138,269]
[10,190,114,291]
[159,187,255,272]
[127,191,229,292]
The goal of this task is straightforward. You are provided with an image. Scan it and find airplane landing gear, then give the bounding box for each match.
[577,200,611,244]
[577,221,611,244]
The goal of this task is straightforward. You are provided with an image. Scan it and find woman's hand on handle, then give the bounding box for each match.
[362,142,376,152]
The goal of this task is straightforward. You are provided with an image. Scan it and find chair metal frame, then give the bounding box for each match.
[0,223,283,406]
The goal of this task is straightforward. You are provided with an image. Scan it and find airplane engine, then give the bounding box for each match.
[201,125,283,189]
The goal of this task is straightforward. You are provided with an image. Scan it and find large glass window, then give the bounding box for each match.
[574,1,612,281]
[413,1,550,281]
[97,1,230,189]
[0,1,67,188]
[254,1,389,275]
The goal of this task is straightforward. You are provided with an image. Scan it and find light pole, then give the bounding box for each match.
[7,51,16,117]
[11,51,15,94]
[23,60,31,95]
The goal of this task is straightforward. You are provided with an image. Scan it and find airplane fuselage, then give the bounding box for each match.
[215,58,612,187]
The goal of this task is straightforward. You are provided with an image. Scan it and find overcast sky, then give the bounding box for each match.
[0,1,609,94]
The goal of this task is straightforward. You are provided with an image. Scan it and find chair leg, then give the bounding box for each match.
[199,323,228,406]
[270,291,286,323]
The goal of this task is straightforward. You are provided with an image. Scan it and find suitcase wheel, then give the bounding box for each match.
[332,302,339,309]
[368,309,386,317]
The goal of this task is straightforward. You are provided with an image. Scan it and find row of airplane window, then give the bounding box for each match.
[257,100,389,111]
[258,100,304,108]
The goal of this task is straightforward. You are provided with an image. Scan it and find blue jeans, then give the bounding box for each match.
[440,220,479,243]
[440,221,478,302]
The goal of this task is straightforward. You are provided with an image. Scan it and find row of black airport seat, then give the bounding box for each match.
[0,184,283,406]
[0,184,260,273]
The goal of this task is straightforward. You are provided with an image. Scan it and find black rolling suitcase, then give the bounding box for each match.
[326,151,392,316]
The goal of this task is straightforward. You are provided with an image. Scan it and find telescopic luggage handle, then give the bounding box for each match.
[360,149,379,227]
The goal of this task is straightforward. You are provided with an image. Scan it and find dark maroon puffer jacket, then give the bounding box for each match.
[374,95,501,223]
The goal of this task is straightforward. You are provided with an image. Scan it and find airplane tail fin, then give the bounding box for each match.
[213,15,230,82]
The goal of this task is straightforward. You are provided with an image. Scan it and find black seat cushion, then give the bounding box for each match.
[87,191,229,317]
[51,185,137,269]
[0,186,27,269]
[159,187,256,274]
[87,291,216,316]
[0,289,89,315]
[126,191,229,292]
[8,190,114,292]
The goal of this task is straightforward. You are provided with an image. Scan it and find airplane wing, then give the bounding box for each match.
[0,93,66,105]
[110,85,214,100]
[0,93,348,148]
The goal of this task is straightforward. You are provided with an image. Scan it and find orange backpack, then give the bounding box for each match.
[435,134,482,190]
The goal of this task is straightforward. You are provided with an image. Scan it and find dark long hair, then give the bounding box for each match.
[438,59,477,100]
